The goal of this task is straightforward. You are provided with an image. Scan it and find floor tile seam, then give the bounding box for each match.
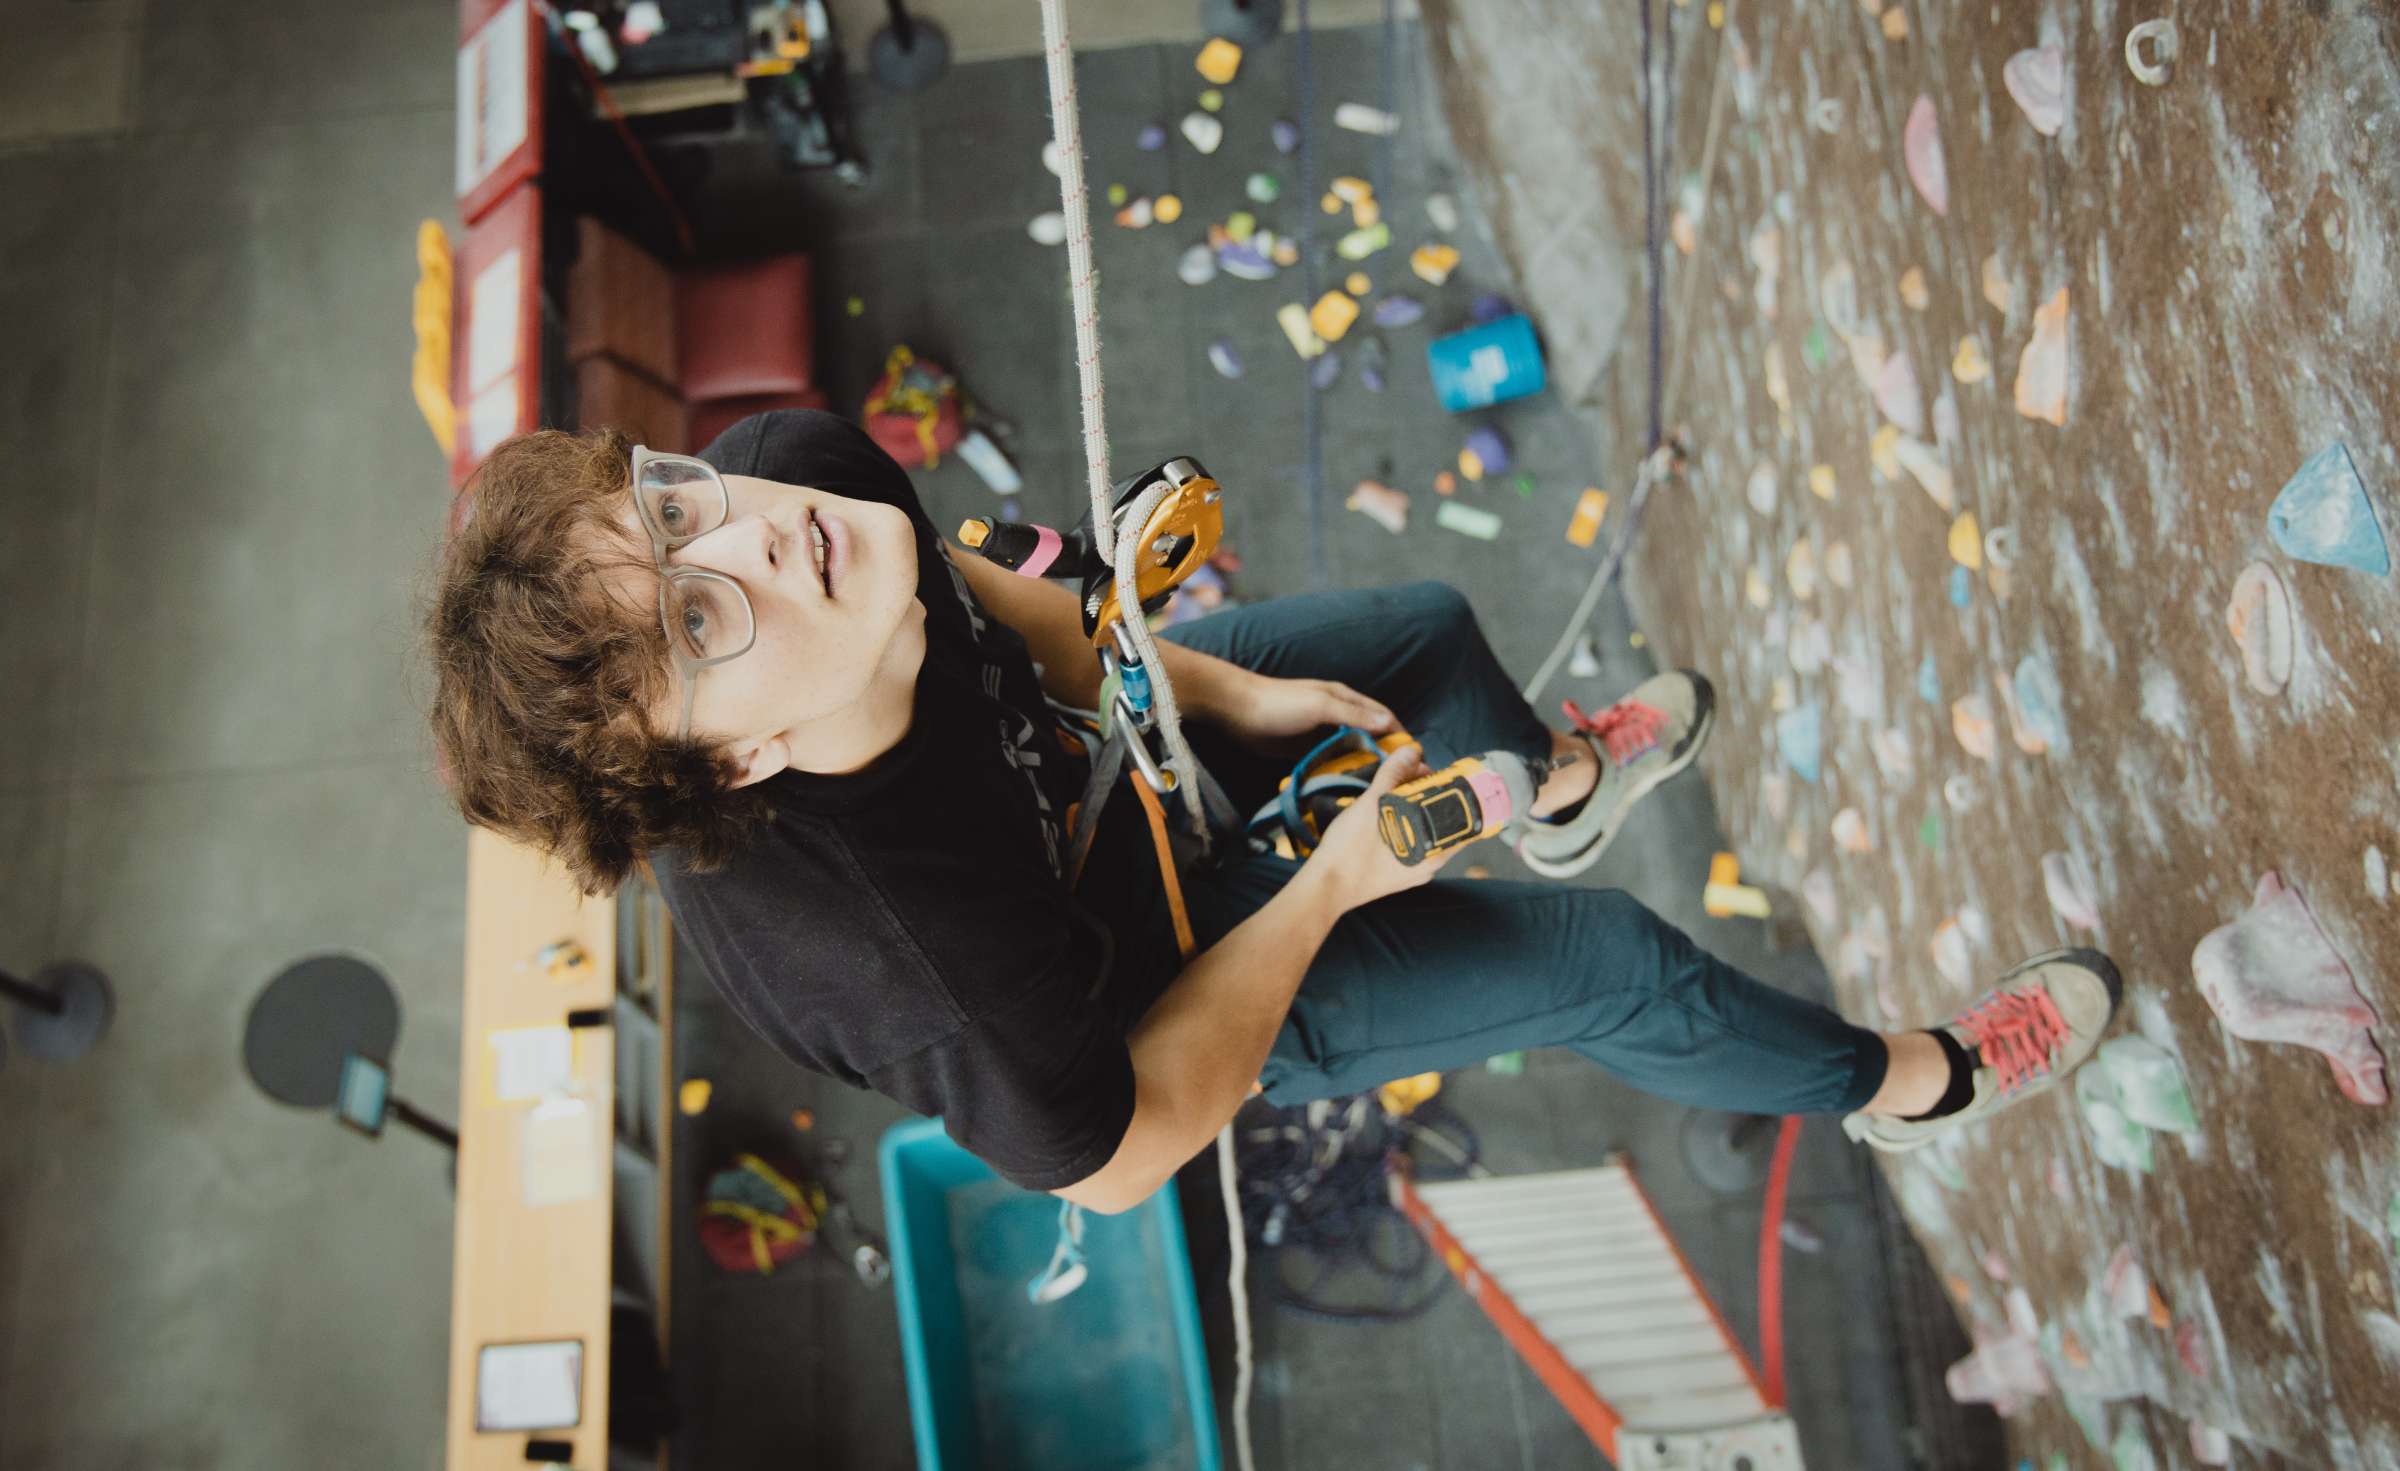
[123,98,453,145]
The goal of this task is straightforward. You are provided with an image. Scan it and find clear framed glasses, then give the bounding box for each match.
[630,445,758,739]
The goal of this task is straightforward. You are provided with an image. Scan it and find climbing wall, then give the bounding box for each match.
[1424,1,2400,1465]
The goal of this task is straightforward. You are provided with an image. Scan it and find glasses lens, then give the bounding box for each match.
[662,572,756,664]
[636,455,726,544]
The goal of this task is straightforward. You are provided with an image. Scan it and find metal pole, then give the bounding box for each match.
[0,970,67,1017]
[390,1097,461,1153]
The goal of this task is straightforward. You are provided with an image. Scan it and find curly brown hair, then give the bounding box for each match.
[425,428,771,895]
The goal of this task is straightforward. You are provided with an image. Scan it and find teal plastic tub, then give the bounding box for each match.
[878,1117,1223,1471]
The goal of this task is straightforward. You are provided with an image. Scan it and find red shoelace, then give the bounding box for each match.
[1957,986,2070,1095]
[1561,697,1669,767]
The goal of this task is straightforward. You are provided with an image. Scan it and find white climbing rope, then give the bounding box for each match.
[1032,8,1256,1471]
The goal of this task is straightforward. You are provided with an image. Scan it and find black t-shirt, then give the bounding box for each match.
[653,411,1166,1192]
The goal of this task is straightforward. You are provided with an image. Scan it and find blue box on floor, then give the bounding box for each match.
[880,1117,1223,1471]
[1426,313,1547,411]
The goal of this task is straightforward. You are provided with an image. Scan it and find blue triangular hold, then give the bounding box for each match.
[2269,442,2389,575]
[1775,703,1822,783]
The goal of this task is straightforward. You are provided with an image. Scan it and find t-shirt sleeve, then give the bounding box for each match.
[868,936,1137,1194]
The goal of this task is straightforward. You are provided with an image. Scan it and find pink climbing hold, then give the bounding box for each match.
[1873,350,1925,436]
[1945,1333,2049,1415]
[2014,287,2071,427]
[2003,47,2068,137]
[2191,871,2389,1106]
[2042,850,2102,931]
[1903,95,1948,216]
[2174,1316,2209,1379]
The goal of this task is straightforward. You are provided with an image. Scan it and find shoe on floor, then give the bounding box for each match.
[1844,948,2124,1153]
[1512,669,1715,879]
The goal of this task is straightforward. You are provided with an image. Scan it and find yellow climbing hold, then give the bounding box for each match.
[1352,194,1382,228]
[1154,193,1184,224]
[1707,0,1725,26]
[1982,251,2013,313]
[1566,487,1609,547]
[1881,6,1908,40]
[1411,243,1461,285]
[1949,511,1984,570]
[1899,266,1929,310]
[1745,566,1773,608]
[1309,289,1360,343]
[1952,334,1990,384]
[1868,424,1901,477]
[1808,464,1838,500]
[1345,271,1371,297]
[1321,192,1344,215]
[1276,302,1327,359]
[679,1078,714,1115]
[1195,36,1243,85]
[1331,176,1374,203]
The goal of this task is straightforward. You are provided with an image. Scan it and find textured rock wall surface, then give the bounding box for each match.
[1427,1,2400,1464]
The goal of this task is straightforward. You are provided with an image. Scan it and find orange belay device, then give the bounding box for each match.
[1391,1155,1807,1471]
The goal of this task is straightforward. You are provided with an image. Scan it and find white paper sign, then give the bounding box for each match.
[489,1024,573,1102]
[475,1339,582,1432]
[466,247,522,395]
[455,0,531,199]
[520,1096,601,1208]
[466,372,520,459]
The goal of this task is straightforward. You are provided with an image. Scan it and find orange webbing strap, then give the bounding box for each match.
[1131,776,1197,961]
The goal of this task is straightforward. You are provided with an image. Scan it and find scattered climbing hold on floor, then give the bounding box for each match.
[1195,36,1242,84]
[2192,871,2389,1105]
[1983,252,2013,313]
[2015,287,2071,426]
[1309,349,1343,390]
[1809,463,1838,500]
[1309,289,1360,343]
[1028,211,1067,245]
[1197,88,1225,113]
[1242,172,1282,206]
[1372,294,1425,328]
[1335,101,1399,135]
[1337,222,1392,261]
[1874,351,1925,435]
[2013,654,2069,753]
[1460,425,1511,480]
[1952,335,1991,384]
[1776,703,1824,782]
[1567,635,1601,677]
[1948,512,1983,570]
[1949,564,1973,608]
[1342,271,1371,298]
[1269,236,1298,267]
[1346,479,1408,535]
[2041,850,2102,931]
[1358,335,1388,392]
[1106,181,1128,207]
[2224,561,2295,695]
[1434,469,1457,496]
[1219,240,1272,280]
[679,1078,712,1114]
[2077,1064,2156,1173]
[1903,95,1949,216]
[1136,120,1167,151]
[1833,807,1872,854]
[1565,487,1608,547]
[1114,196,1154,228]
[845,295,865,317]
[1410,243,1461,285]
[1206,338,1244,380]
[1434,500,1501,541]
[2268,442,2388,574]
[2004,46,2068,136]
[1952,693,1997,762]
[2100,1036,2199,1134]
[1154,194,1183,224]
[1275,303,1325,359]
[1181,111,1223,153]
[1178,243,1218,286]
[1704,852,1772,919]
[1512,472,1536,499]
[2125,17,2179,86]
[1270,117,1298,154]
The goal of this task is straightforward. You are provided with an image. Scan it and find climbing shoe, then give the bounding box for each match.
[1843,949,2124,1153]
[1512,669,1715,880]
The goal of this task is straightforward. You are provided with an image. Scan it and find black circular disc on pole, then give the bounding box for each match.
[1680,1108,1778,1196]
[13,961,115,1063]
[242,954,400,1108]
[867,17,950,92]
[1200,0,1285,46]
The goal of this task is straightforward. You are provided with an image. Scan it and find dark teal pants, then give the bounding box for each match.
[1109,581,1889,1115]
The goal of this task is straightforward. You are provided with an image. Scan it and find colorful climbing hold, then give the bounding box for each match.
[1309,289,1360,343]
[1566,488,1608,547]
[1786,537,1818,599]
[2077,1065,2156,1173]
[2014,287,2071,427]
[2225,561,2296,694]
[1809,464,1837,500]
[1154,194,1184,224]
[1903,96,1949,216]
[1952,335,1991,384]
[1371,294,1426,328]
[1982,252,2013,314]
[1952,693,1997,762]
[1895,436,1955,510]
[1949,512,1983,570]
[1178,243,1218,286]
[1334,101,1399,135]
[2013,654,2069,753]
[1825,541,1855,588]
[1410,243,1460,285]
[2192,871,2389,1105]
[1434,500,1500,541]
[1802,323,1832,369]
[1136,122,1167,151]
[1206,338,1244,379]
[1181,111,1224,153]
[1309,349,1343,390]
[2004,46,2068,136]
[1195,36,1243,84]
[1833,807,1873,853]
[2042,851,2102,931]
[1244,172,1281,204]
[1776,703,1824,782]
[2100,1036,2199,1134]
[1337,222,1392,261]
[1270,117,1299,154]
[1197,88,1225,113]
[1919,810,1943,851]
[1917,655,1940,704]
[2268,442,2388,574]
[1028,211,1067,245]
[1900,266,1930,310]
[1948,564,1973,608]
[1874,351,1925,435]
[2125,18,2179,87]
[1275,302,1325,359]
[1747,462,1779,515]
[1346,479,1408,534]
[1460,425,1511,479]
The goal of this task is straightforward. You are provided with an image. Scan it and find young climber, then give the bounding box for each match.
[425,410,2123,1212]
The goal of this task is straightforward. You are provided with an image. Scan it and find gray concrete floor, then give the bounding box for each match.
[0,4,1986,1469]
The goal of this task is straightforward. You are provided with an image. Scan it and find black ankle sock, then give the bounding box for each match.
[1902,1030,1978,1121]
